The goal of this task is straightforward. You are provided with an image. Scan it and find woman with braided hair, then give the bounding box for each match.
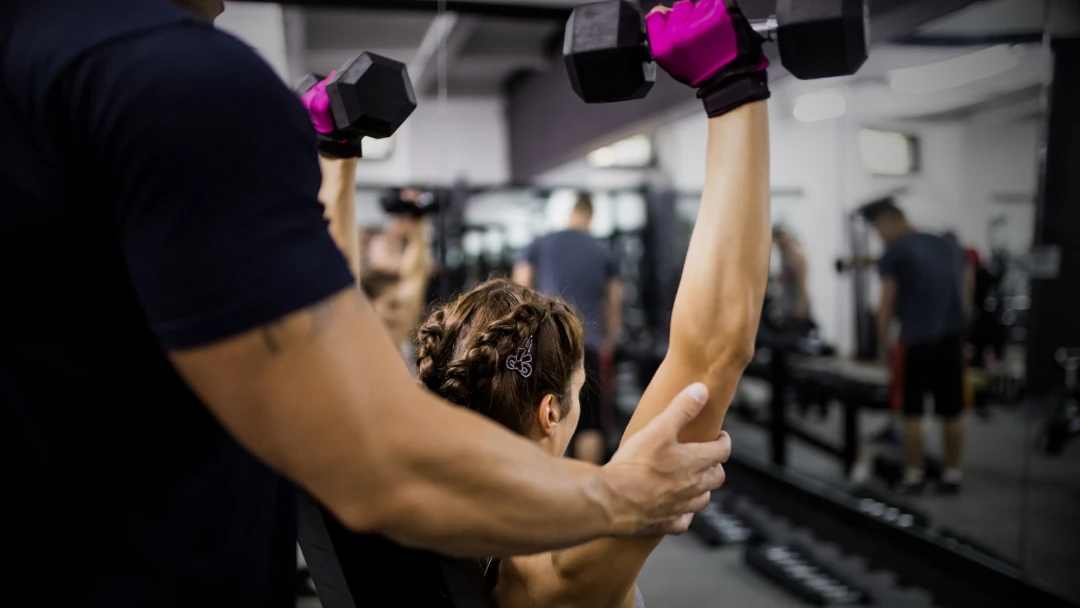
[408,2,774,605]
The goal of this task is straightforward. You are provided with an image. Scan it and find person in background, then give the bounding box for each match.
[860,199,967,494]
[361,191,433,356]
[513,193,623,464]
[772,224,813,335]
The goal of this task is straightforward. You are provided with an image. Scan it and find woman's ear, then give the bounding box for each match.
[536,394,563,438]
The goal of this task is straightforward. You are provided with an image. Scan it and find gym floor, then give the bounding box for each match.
[297,536,803,608]
[727,379,1080,603]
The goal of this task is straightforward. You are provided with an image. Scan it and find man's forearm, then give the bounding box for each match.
[876,308,892,359]
[318,157,360,278]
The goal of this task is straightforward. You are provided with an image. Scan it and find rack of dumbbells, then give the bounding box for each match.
[687,452,1078,608]
[688,491,932,606]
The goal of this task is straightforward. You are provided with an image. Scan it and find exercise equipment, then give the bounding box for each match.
[834,257,876,274]
[294,52,417,141]
[564,0,869,104]
[689,501,753,547]
[380,187,441,217]
[1043,348,1080,455]
[746,543,865,605]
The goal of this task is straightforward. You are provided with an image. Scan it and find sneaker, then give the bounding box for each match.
[937,469,962,495]
[896,469,926,495]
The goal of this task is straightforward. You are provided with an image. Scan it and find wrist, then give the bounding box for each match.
[699,71,771,119]
[588,466,636,536]
[317,133,362,159]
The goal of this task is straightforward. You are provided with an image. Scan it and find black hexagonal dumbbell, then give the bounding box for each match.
[294,51,418,144]
[564,0,869,104]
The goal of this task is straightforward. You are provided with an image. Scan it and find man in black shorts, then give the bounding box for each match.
[514,193,623,463]
[861,199,967,494]
[0,1,732,604]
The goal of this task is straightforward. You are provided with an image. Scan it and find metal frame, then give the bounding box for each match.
[271,0,571,20]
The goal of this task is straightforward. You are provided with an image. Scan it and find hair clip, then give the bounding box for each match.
[506,335,534,378]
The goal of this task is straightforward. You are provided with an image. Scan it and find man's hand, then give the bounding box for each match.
[598,383,732,535]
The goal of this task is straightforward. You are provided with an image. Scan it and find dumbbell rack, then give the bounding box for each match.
[689,491,932,606]
[714,452,1078,608]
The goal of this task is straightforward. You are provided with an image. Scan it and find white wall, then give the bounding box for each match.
[353,95,510,225]
[353,95,508,187]
[962,120,1040,255]
[216,2,290,81]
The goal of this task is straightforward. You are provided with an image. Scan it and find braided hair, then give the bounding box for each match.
[415,279,585,435]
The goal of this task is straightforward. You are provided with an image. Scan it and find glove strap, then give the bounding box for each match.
[698,71,770,119]
[317,133,363,159]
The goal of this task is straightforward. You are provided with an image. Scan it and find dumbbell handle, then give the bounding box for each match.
[751,16,779,41]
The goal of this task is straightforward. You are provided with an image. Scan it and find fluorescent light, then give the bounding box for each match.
[793,88,847,123]
[889,45,1020,94]
[361,136,394,160]
[859,129,916,176]
[587,146,616,168]
[610,135,653,166]
[586,135,653,168]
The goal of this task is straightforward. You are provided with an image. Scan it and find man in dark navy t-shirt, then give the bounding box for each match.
[0,1,733,605]
[860,198,967,495]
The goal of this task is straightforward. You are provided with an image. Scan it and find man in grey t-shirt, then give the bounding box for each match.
[860,198,967,494]
[513,193,623,464]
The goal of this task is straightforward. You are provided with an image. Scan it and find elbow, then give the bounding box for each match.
[327,481,404,534]
[330,482,427,538]
[708,324,756,376]
[322,452,426,536]
[331,501,384,534]
[674,305,758,375]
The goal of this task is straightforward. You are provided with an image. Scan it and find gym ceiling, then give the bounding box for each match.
[268,0,1043,178]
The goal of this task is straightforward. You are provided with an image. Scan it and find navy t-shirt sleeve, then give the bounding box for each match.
[516,238,540,265]
[68,24,354,349]
[878,246,898,278]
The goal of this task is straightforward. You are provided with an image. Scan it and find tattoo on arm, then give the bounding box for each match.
[258,295,340,355]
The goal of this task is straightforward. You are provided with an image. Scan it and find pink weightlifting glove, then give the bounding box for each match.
[646,0,770,118]
[300,71,337,134]
[296,71,362,159]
